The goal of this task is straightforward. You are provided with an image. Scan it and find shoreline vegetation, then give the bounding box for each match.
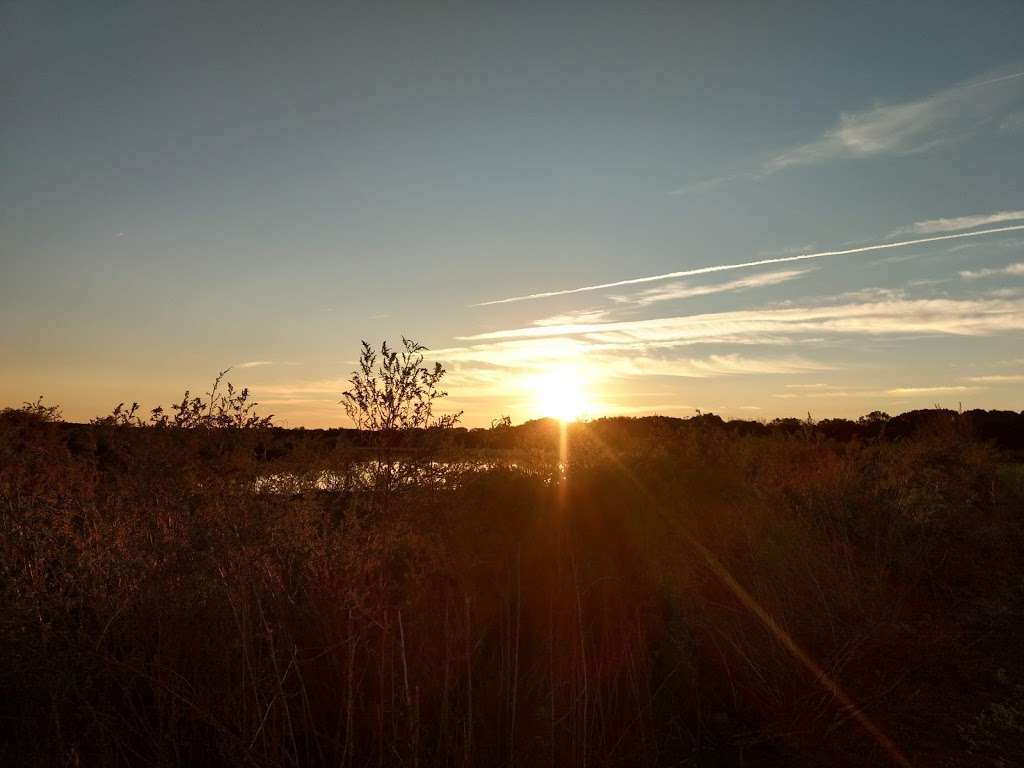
[2,343,1023,765]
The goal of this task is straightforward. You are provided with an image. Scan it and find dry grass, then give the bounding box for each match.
[1,402,1023,766]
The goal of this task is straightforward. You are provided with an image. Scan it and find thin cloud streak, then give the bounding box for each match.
[602,353,829,379]
[889,210,1024,236]
[610,269,810,306]
[235,360,301,369]
[973,70,1024,88]
[442,347,829,379]
[773,385,985,399]
[886,385,982,395]
[960,262,1024,279]
[473,224,1024,306]
[533,308,611,326]
[964,374,1024,383]
[462,295,1024,344]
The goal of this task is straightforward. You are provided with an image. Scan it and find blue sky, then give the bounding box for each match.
[2,1,1023,425]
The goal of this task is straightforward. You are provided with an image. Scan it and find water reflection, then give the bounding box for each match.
[254,458,566,495]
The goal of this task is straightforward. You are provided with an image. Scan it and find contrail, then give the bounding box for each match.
[966,69,1024,89]
[472,224,1024,307]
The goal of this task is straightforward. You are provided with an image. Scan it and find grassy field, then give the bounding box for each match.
[2,403,1024,766]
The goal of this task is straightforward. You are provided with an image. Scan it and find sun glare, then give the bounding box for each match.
[531,366,592,422]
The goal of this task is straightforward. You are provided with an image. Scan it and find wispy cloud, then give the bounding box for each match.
[889,210,1024,237]
[462,295,1024,345]
[885,385,982,396]
[596,402,698,414]
[774,384,986,399]
[609,269,809,306]
[601,353,829,378]
[828,286,906,303]
[959,262,1024,279]
[473,224,1024,306]
[442,344,829,380]
[533,308,611,326]
[762,69,1024,174]
[439,292,1024,408]
[235,360,301,369]
[963,373,1024,384]
[864,252,922,267]
[773,389,867,399]
[948,236,1024,254]
[670,68,1024,195]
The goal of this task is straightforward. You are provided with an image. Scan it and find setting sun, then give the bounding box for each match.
[531,366,593,422]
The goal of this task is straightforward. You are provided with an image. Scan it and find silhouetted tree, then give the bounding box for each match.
[341,338,461,495]
[341,338,461,432]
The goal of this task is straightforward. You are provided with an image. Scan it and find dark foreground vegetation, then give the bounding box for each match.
[2,359,1023,766]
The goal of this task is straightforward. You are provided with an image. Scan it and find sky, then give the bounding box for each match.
[2,1,1024,427]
